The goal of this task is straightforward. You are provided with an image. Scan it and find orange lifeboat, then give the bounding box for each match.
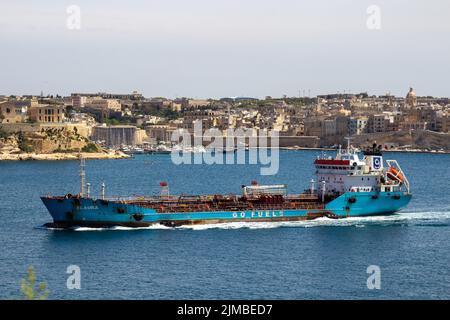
[387,167,404,183]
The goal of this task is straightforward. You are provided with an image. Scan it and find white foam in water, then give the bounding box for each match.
[43,209,450,232]
[70,225,172,232]
[177,209,450,230]
[111,225,172,231]
[72,227,108,232]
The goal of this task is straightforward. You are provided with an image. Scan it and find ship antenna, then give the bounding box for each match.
[101,182,105,200]
[344,136,352,154]
[79,156,86,197]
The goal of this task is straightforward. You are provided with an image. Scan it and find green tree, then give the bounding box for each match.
[17,132,34,153]
[20,266,49,300]
[0,128,10,140]
[81,142,100,153]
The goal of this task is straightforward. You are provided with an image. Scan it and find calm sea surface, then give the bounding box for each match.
[0,150,449,299]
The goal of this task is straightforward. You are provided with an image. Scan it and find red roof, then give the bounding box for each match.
[314,159,350,165]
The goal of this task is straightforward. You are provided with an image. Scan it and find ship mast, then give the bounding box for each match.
[80,157,86,197]
[344,136,352,153]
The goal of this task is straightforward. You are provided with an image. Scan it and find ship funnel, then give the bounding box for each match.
[363,142,384,172]
[366,154,384,172]
[160,181,169,197]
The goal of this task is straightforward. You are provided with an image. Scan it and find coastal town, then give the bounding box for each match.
[1,87,450,160]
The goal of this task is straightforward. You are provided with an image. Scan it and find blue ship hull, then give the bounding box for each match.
[41,191,412,228]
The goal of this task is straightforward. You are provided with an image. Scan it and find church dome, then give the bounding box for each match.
[406,87,416,98]
[405,87,417,107]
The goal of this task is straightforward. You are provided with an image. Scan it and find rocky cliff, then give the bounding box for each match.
[0,128,129,160]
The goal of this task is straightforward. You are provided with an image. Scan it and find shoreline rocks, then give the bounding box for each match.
[0,151,130,161]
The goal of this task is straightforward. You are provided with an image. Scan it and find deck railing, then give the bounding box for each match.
[386,159,410,194]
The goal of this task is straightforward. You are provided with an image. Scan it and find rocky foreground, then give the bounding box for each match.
[0,150,130,161]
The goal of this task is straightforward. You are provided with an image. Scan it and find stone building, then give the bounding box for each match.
[436,113,450,133]
[367,114,388,133]
[0,99,38,123]
[348,117,368,135]
[29,104,66,123]
[85,98,121,112]
[71,95,87,108]
[145,124,176,143]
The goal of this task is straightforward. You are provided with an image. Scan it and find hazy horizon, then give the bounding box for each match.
[1,0,449,99]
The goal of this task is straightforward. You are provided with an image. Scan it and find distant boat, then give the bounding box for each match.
[151,145,171,154]
[205,146,237,154]
[119,146,145,154]
[171,145,206,153]
[131,147,145,154]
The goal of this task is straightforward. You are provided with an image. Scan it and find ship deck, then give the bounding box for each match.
[44,192,339,214]
[120,193,331,213]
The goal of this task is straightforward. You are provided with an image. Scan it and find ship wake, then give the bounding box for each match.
[39,209,450,232]
[181,209,450,230]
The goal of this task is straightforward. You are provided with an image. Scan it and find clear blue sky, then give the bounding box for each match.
[0,0,449,98]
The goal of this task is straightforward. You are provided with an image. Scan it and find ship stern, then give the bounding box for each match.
[326,191,412,217]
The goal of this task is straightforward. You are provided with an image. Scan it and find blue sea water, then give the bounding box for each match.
[0,150,449,299]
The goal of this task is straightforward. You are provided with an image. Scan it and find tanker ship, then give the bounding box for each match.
[41,144,412,228]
